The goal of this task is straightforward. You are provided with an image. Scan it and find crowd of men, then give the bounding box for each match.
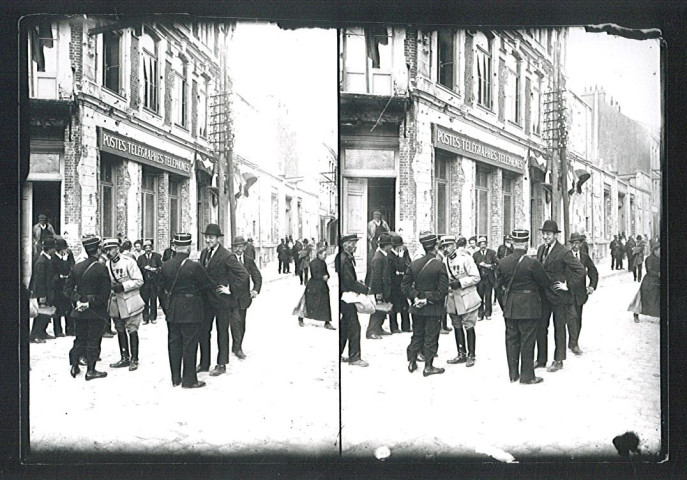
[339,218,600,384]
[277,236,329,285]
[28,217,262,389]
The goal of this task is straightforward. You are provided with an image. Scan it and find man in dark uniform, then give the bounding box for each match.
[138,239,163,324]
[497,235,514,260]
[159,233,214,388]
[473,236,498,320]
[29,236,57,342]
[277,238,287,274]
[231,236,262,359]
[401,232,449,377]
[535,220,585,373]
[52,237,75,337]
[496,230,553,384]
[162,241,176,262]
[65,236,111,380]
[388,233,411,333]
[366,232,393,338]
[244,238,256,260]
[198,224,249,375]
[568,232,599,355]
[610,235,619,270]
[338,233,370,367]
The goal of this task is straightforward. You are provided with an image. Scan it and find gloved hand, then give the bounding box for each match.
[449,279,462,289]
[112,284,125,294]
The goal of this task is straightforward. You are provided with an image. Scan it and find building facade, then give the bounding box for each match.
[23,17,229,285]
[340,26,565,269]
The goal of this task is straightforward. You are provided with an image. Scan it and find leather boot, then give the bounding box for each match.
[447,327,467,364]
[128,332,139,371]
[110,332,130,368]
[423,357,445,377]
[85,363,107,381]
[466,328,476,367]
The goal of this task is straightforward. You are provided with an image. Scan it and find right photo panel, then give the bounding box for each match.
[338,25,662,460]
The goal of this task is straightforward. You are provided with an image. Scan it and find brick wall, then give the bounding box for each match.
[63,112,82,232]
[130,34,140,110]
[157,172,169,251]
[463,33,474,106]
[69,21,83,86]
[164,60,173,126]
[405,28,418,89]
[79,120,99,235]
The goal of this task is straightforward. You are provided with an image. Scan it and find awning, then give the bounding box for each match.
[194,151,216,179]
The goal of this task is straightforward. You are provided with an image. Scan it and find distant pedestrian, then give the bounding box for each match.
[629,243,660,323]
[292,239,303,278]
[244,238,256,261]
[51,237,75,337]
[631,235,647,282]
[467,236,479,256]
[138,239,163,324]
[366,233,393,338]
[132,240,144,260]
[296,247,334,329]
[32,213,56,259]
[159,233,214,388]
[496,230,552,384]
[231,236,263,360]
[29,236,57,342]
[568,232,599,355]
[388,233,411,333]
[367,210,390,268]
[104,238,145,372]
[610,235,619,270]
[298,239,314,285]
[66,236,110,380]
[338,234,371,367]
[473,236,497,321]
[444,236,481,368]
[402,232,448,377]
[625,235,636,272]
[277,239,288,274]
[614,235,625,270]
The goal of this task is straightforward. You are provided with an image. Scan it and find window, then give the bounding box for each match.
[196,182,205,250]
[343,27,392,95]
[100,159,116,238]
[604,189,612,239]
[531,77,542,135]
[198,79,207,137]
[29,20,58,98]
[173,59,187,128]
[434,150,451,235]
[503,176,514,235]
[437,30,455,89]
[475,168,490,237]
[475,33,492,109]
[141,32,159,112]
[169,179,181,239]
[102,31,121,94]
[506,55,520,124]
[142,173,157,243]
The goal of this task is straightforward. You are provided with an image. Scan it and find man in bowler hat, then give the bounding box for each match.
[473,236,498,321]
[388,233,412,333]
[198,224,249,375]
[338,233,371,367]
[496,230,553,384]
[402,232,449,377]
[535,220,585,372]
[568,232,598,355]
[230,235,262,359]
[366,232,394,338]
[137,239,163,324]
[159,233,214,388]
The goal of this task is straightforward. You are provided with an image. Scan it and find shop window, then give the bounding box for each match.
[506,55,521,125]
[342,27,392,95]
[475,32,492,110]
[103,30,121,94]
[475,168,490,237]
[169,178,181,239]
[141,31,159,113]
[173,58,188,128]
[503,175,514,236]
[198,79,208,138]
[434,150,451,235]
[100,159,116,239]
[142,173,157,243]
[437,30,455,90]
[531,77,542,135]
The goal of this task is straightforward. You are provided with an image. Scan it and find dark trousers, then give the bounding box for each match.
[231,308,248,353]
[199,305,234,368]
[389,309,409,332]
[617,256,623,269]
[141,280,158,321]
[505,318,537,382]
[406,315,441,362]
[477,280,494,318]
[284,259,291,273]
[30,314,51,339]
[69,317,105,367]
[366,310,388,336]
[340,304,361,362]
[167,321,200,387]
[571,303,584,347]
[611,255,616,270]
[634,263,643,282]
[536,300,577,364]
[300,267,310,285]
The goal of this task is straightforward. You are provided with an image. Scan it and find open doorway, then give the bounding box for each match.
[32,181,61,235]
[367,177,395,231]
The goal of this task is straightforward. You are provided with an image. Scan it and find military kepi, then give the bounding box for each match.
[440,235,456,246]
[511,229,530,243]
[419,232,438,248]
[102,238,120,250]
[173,233,192,246]
[82,235,101,253]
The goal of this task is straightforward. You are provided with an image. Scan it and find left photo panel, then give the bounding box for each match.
[21,16,339,460]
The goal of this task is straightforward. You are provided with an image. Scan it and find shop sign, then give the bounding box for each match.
[344,149,395,172]
[99,128,192,177]
[433,125,525,173]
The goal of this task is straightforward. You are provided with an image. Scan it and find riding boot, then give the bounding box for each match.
[128,332,139,371]
[466,328,476,367]
[110,331,130,368]
[447,327,467,364]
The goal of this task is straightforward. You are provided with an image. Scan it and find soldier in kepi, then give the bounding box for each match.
[103,238,145,372]
[443,235,482,368]
[496,230,553,384]
[159,233,214,388]
[65,236,111,380]
[401,232,449,377]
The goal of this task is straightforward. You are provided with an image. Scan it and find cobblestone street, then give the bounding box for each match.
[341,260,661,460]
[29,260,340,459]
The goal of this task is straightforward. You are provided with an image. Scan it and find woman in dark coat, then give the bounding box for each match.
[628,243,660,322]
[295,247,334,329]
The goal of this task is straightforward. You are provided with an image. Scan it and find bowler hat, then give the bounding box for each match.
[173,233,192,246]
[540,220,561,233]
[419,232,438,248]
[378,233,392,247]
[232,235,246,246]
[41,237,56,249]
[391,234,404,247]
[55,237,68,250]
[203,223,224,237]
[340,233,359,244]
[511,229,530,242]
[569,232,586,243]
